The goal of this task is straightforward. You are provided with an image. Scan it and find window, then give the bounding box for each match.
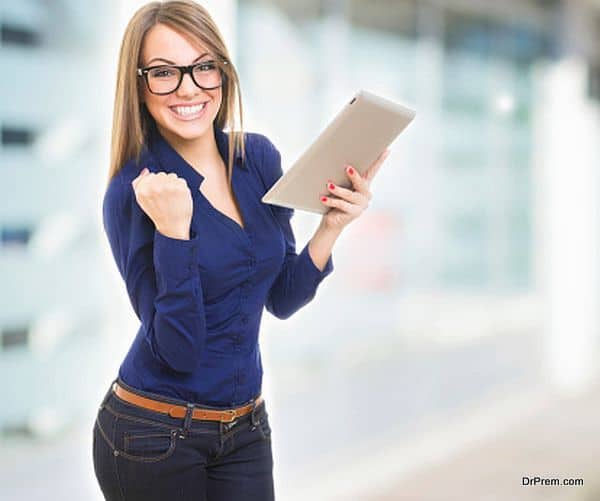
[1,326,29,350]
[1,23,40,46]
[2,126,35,146]
[1,226,34,248]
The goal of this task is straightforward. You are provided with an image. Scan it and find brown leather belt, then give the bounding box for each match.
[112,382,263,423]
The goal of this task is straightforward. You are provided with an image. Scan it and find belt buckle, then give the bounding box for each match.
[222,409,238,423]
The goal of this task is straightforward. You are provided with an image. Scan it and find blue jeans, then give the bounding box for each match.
[92,377,275,500]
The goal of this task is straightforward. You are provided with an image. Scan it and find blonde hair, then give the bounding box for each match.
[106,0,245,187]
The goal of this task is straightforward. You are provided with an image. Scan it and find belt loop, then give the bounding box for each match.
[250,397,260,429]
[179,403,195,440]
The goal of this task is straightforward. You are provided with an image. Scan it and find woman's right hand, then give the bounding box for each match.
[131,167,193,240]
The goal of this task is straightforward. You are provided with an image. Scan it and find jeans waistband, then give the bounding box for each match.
[113,376,262,411]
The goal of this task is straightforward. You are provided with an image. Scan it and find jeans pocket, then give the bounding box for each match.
[258,414,272,441]
[123,429,176,461]
[102,406,179,463]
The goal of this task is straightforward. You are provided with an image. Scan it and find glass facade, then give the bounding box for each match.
[0,0,118,437]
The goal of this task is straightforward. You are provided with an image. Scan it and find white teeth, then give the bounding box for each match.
[171,103,206,116]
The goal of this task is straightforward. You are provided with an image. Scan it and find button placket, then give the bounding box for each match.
[239,257,254,332]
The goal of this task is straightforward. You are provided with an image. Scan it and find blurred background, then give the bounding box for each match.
[2,0,600,499]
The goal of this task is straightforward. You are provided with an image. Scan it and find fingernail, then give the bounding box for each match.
[348,166,354,175]
[321,197,327,202]
[328,183,335,190]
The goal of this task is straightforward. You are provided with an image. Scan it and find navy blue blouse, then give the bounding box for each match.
[102,122,334,407]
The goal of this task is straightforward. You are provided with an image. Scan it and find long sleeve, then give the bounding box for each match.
[260,137,334,319]
[102,172,207,373]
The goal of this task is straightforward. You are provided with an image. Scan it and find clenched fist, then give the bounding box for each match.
[131,167,193,240]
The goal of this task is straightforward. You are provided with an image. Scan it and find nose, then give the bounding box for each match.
[177,71,201,97]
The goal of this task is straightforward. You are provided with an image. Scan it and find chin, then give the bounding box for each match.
[160,116,214,142]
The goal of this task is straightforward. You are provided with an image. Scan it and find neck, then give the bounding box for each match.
[157,123,223,176]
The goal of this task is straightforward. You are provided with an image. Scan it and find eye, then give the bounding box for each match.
[149,66,176,78]
[195,61,217,72]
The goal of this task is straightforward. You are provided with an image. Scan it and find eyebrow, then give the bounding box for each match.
[146,52,210,65]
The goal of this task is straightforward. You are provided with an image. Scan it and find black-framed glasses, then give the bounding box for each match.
[137,58,229,95]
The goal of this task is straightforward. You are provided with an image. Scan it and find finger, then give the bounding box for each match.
[345,165,370,198]
[326,180,369,205]
[321,194,363,215]
[365,148,390,182]
[132,167,150,189]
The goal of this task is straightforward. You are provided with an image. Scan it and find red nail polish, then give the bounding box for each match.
[328,183,334,190]
[321,197,327,202]
[348,167,354,175]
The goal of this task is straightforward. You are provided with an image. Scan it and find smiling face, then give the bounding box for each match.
[139,23,222,146]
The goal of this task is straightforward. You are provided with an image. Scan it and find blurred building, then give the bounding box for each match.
[234,1,600,497]
[0,1,117,437]
[2,0,600,499]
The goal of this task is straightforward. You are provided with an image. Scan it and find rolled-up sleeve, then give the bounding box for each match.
[260,137,334,319]
[102,171,207,373]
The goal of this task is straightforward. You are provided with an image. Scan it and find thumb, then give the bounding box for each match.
[132,167,149,188]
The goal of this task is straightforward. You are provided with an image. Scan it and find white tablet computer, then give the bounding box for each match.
[261,89,416,214]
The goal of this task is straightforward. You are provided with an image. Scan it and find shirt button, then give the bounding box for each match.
[241,315,248,324]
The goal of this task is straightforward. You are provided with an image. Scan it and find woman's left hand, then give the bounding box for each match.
[320,148,391,232]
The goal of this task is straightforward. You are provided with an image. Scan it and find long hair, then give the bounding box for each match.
[106,0,245,187]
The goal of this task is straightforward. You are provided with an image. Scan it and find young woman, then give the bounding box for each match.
[92,1,389,499]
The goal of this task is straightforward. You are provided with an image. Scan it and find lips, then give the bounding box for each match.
[168,102,208,120]
[169,101,209,108]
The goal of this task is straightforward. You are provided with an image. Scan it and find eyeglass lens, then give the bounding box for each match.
[147,60,223,94]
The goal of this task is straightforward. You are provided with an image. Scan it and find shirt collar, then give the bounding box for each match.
[146,121,244,189]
